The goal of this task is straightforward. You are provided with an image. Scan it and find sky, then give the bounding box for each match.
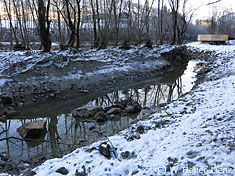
[134,0,235,20]
[0,0,234,21]
[189,0,235,19]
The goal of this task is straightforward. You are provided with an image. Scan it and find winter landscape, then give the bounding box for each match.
[0,0,235,176]
[0,42,234,176]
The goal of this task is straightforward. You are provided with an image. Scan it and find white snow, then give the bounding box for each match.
[0,78,12,87]
[27,43,235,175]
[0,46,171,85]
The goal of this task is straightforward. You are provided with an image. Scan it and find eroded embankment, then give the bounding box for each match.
[0,46,189,119]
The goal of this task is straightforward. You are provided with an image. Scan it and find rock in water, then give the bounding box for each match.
[125,105,135,113]
[104,104,125,112]
[95,111,107,122]
[72,107,90,118]
[88,106,103,116]
[125,104,141,113]
[106,107,122,115]
[17,120,47,139]
[125,102,141,113]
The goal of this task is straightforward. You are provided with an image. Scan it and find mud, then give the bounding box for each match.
[0,46,189,118]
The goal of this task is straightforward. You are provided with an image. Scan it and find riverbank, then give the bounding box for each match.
[20,42,235,175]
[0,45,189,119]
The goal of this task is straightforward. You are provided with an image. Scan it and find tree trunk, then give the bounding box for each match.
[3,0,18,46]
[157,0,164,44]
[168,0,179,44]
[12,0,27,47]
[90,0,98,47]
[128,0,132,42]
[38,0,51,52]
[76,0,81,48]
[65,0,76,47]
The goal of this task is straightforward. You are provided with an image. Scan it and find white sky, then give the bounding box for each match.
[135,0,235,20]
[0,0,234,21]
[189,0,235,19]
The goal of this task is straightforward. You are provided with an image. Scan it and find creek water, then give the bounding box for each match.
[0,60,201,166]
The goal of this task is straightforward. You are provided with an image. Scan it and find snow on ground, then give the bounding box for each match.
[0,45,170,76]
[0,45,173,102]
[0,46,170,90]
[26,43,235,176]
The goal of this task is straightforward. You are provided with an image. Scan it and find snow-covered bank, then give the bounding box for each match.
[26,44,235,175]
[0,45,188,118]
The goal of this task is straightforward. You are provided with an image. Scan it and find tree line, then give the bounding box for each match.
[0,0,209,51]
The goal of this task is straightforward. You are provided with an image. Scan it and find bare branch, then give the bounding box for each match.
[206,0,223,6]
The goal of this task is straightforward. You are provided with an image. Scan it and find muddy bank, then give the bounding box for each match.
[0,45,189,118]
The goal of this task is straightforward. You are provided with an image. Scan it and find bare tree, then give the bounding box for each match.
[127,0,133,41]
[177,0,197,44]
[90,0,98,47]
[168,0,197,44]
[65,0,76,47]
[76,0,81,48]
[208,6,218,34]
[3,0,19,47]
[157,0,164,44]
[113,0,124,45]
[38,0,52,52]
[168,0,180,44]
[0,0,206,48]
[217,7,235,39]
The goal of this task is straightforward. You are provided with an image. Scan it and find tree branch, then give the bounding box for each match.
[206,0,223,6]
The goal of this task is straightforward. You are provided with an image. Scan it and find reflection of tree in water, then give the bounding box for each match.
[86,76,183,108]
[61,77,184,152]
[1,77,183,164]
[48,116,62,157]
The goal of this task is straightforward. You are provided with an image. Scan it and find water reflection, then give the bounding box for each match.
[86,78,183,109]
[0,61,199,165]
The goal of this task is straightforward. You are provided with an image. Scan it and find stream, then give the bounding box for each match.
[0,60,202,172]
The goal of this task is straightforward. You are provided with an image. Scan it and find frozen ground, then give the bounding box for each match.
[15,43,233,176]
[0,45,187,108]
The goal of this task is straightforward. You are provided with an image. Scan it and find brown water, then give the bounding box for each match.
[0,61,201,165]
